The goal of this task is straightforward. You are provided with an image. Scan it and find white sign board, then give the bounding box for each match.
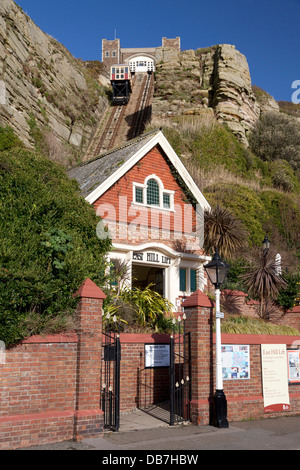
[145,344,170,368]
[261,344,290,412]
[287,350,300,384]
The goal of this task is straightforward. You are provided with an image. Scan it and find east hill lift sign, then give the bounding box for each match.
[132,251,171,265]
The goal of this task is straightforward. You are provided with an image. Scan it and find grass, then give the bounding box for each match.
[220,315,300,335]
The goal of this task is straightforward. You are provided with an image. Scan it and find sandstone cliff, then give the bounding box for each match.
[153,44,278,145]
[0,0,108,161]
[0,0,280,155]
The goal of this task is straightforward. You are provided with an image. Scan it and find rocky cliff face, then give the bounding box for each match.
[153,44,278,146]
[0,0,108,160]
[0,0,279,154]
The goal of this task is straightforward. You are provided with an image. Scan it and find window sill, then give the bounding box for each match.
[131,201,175,213]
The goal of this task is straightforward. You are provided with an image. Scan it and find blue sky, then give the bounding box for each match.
[15,0,300,102]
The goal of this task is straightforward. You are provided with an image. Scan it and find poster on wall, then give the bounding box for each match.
[287,350,300,384]
[261,344,290,412]
[222,345,250,380]
[145,344,170,368]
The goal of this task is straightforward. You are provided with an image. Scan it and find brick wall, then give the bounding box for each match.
[117,333,171,412]
[2,284,300,449]
[102,36,180,67]
[221,290,300,332]
[0,279,105,450]
[221,334,300,421]
[102,39,120,67]
[183,290,300,425]
[0,335,78,449]
[162,37,181,51]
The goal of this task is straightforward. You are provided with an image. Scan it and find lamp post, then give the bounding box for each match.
[204,248,229,428]
[262,235,270,257]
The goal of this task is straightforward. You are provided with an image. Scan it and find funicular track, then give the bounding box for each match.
[92,104,126,156]
[128,72,154,140]
[85,72,154,159]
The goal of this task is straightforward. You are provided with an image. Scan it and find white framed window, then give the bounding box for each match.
[133,175,174,211]
[105,51,110,58]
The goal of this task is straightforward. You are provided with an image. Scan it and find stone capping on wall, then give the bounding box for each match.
[182,289,214,308]
[21,333,78,343]
[220,333,300,345]
[20,331,300,347]
[118,333,170,343]
[73,277,106,299]
[288,306,300,314]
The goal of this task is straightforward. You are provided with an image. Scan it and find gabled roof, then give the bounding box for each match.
[68,129,210,210]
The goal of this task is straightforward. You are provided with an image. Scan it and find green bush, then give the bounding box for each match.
[203,183,300,251]
[249,111,300,171]
[0,126,23,151]
[0,146,111,346]
[222,257,250,292]
[221,316,300,335]
[156,119,267,182]
[269,160,299,192]
[203,183,267,246]
[276,272,300,310]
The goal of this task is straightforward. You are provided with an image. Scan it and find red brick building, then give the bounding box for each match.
[69,129,210,312]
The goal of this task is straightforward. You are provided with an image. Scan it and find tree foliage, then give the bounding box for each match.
[249,111,300,171]
[241,248,287,319]
[203,204,247,259]
[276,271,300,311]
[0,144,111,346]
[103,259,174,333]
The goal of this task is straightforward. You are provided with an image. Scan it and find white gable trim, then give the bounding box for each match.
[85,131,210,210]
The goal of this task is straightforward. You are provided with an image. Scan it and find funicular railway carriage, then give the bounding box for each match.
[110,64,132,104]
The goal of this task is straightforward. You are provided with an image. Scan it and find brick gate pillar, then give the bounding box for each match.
[183,289,214,425]
[73,278,106,440]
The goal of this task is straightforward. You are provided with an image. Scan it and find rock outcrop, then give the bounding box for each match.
[0,0,108,158]
[0,1,279,152]
[153,44,266,145]
[211,44,260,145]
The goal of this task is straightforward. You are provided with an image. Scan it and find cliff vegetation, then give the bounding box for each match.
[0,128,111,345]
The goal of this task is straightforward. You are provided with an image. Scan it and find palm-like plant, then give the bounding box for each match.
[204,204,247,259]
[241,248,287,319]
[121,284,174,331]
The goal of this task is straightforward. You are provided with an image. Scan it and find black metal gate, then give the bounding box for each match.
[170,314,191,425]
[101,316,121,431]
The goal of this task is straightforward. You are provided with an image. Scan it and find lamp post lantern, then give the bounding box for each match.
[204,248,229,428]
[262,235,270,256]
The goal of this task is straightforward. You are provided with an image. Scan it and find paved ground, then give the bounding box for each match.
[19,407,300,451]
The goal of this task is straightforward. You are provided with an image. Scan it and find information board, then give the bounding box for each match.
[222,345,250,380]
[287,350,300,384]
[145,344,170,368]
[261,344,290,412]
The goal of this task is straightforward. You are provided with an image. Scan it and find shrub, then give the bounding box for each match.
[0,146,111,346]
[249,111,300,171]
[276,271,300,311]
[269,160,299,192]
[221,316,300,335]
[204,204,247,259]
[0,126,23,151]
[203,183,300,251]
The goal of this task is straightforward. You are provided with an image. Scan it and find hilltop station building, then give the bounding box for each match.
[101,36,181,74]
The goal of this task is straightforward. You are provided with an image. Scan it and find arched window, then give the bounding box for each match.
[133,175,174,210]
[147,179,160,206]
